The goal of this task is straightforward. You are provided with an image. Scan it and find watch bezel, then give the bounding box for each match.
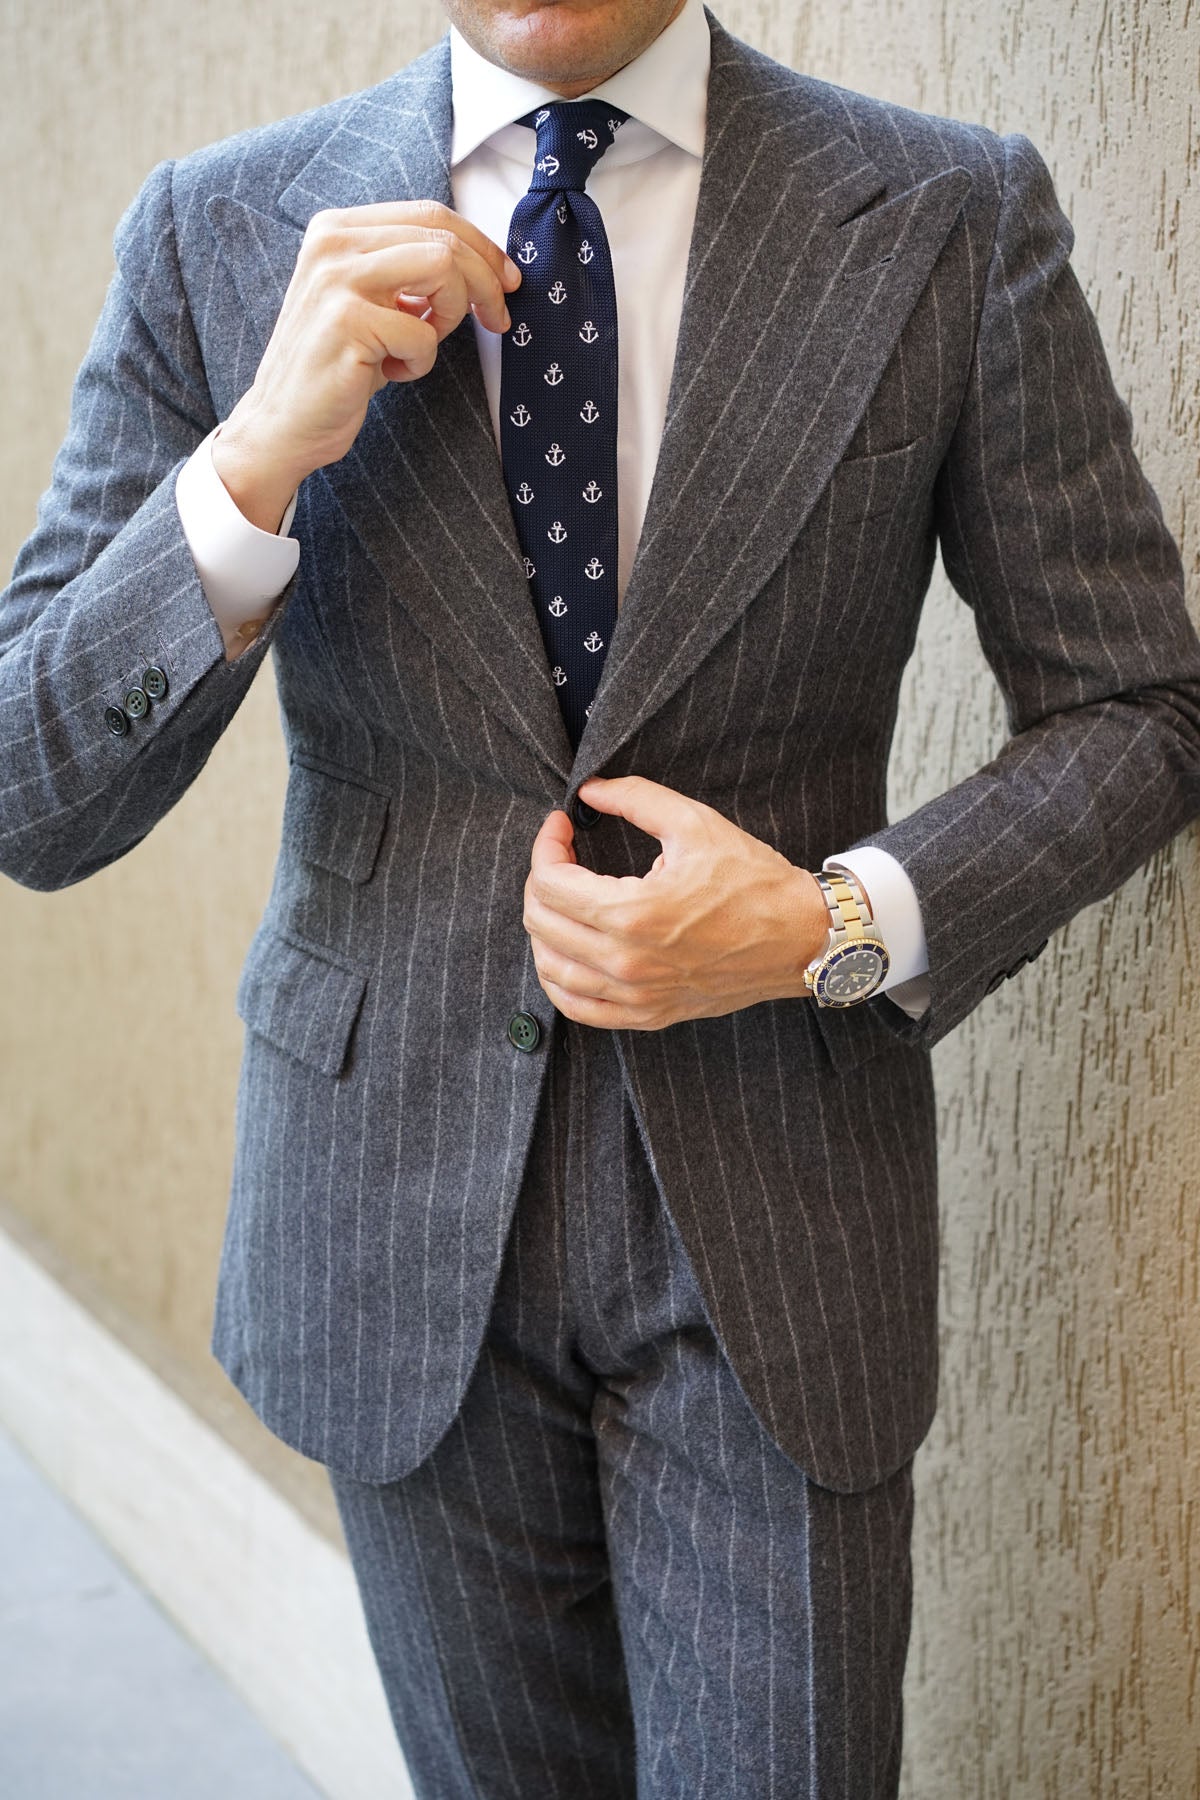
[810,936,891,1009]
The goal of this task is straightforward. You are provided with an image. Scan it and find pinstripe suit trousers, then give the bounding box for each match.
[329,1019,914,1799]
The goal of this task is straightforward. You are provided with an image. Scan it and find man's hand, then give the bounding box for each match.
[523,776,831,1030]
[212,201,522,531]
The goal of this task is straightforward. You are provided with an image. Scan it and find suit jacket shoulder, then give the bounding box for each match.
[707,14,1008,232]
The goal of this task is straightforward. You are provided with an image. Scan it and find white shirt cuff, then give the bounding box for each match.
[175,426,299,653]
[823,845,930,1021]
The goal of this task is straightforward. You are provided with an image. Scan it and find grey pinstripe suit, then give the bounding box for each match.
[3,7,1199,1791]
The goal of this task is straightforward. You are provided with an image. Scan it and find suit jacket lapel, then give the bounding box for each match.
[206,35,575,784]
[573,18,971,782]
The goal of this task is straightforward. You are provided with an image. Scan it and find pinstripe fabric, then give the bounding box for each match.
[1,12,1198,1494]
[330,1021,913,1798]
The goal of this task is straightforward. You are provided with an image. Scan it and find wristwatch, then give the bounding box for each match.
[803,870,890,1008]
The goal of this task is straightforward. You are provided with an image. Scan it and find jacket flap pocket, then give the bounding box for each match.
[284,757,389,884]
[236,926,367,1077]
[808,994,912,1074]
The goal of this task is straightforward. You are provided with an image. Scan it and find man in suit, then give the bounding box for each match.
[2,0,1198,1792]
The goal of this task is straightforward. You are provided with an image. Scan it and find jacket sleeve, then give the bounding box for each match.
[863,131,1200,1048]
[0,158,291,892]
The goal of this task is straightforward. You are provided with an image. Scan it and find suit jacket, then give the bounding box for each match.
[2,11,1198,1492]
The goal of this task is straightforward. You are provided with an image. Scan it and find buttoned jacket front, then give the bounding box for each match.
[2,11,1197,1491]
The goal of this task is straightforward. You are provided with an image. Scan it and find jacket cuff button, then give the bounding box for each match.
[142,665,169,701]
[104,705,130,737]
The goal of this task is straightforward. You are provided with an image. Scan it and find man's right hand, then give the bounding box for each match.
[211,202,521,532]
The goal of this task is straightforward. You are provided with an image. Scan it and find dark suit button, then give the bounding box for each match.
[124,685,149,720]
[104,705,129,737]
[507,1011,542,1053]
[572,796,601,830]
[142,665,169,701]
[984,970,1006,995]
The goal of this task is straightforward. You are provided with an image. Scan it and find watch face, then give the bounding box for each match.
[814,942,889,1007]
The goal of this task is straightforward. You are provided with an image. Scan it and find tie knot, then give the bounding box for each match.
[520,99,629,193]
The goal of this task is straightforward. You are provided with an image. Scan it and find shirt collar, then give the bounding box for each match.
[448,0,710,167]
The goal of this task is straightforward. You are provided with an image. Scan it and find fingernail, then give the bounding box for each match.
[504,256,521,284]
[502,308,512,332]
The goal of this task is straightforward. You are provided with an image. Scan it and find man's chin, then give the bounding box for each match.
[460,1,639,91]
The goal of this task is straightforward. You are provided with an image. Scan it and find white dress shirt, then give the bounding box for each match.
[173,0,930,1011]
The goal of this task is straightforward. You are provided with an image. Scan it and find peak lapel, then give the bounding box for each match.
[207,35,573,783]
[574,22,970,782]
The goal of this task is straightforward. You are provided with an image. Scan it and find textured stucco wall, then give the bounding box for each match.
[0,1,1196,1791]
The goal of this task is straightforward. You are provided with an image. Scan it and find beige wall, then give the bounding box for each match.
[1,1,1196,1791]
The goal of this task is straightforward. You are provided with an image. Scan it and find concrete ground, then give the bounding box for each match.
[0,1424,324,1799]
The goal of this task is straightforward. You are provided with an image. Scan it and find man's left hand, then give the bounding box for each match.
[523,776,830,1030]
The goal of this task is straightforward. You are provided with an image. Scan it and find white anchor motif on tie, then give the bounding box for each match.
[516,240,538,265]
[547,520,567,543]
[607,117,623,135]
[577,241,595,266]
[580,399,600,424]
[548,596,567,617]
[585,557,604,580]
[582,480,602,504]
[579,320,599,344]
[536,154,560,176]
[523,557,536,579]
[548,280,568,305]
[555,200,569,225]
[544,362,564,387]
[545,442,566,466]
[510,403,532,428]
[515,481,534,505]
[552,666,567,687]
[585,703,592,717]
[577,128,598,149]
[512,321,532,346]
[583,631,604,653]
[534,108,551,126]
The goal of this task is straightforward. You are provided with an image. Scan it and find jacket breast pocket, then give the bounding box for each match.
[236,924,368,1078]
[283,756,390,885]
[823,436,928,526]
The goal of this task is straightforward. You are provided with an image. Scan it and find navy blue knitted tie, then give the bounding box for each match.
[499,100,628,748]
